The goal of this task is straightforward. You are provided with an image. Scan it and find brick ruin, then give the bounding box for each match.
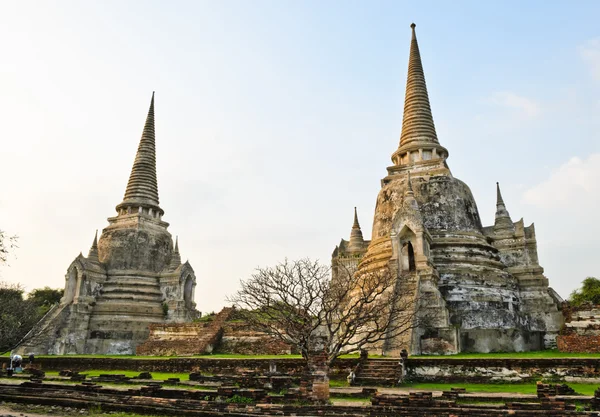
[136,307,294,356]
[2,354,600,414]
[557,304,600,353]
[1,375,599,416]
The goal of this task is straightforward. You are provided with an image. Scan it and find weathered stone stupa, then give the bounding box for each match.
[331,208,371,282]
[18,93,197,355]
[332,24,563,354]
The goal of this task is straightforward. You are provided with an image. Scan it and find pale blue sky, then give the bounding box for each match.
[1,1,599,312]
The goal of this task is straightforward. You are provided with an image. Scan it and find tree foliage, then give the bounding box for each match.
[0,281,64,353]
[28,287,64,315]
[0,281,40,352]
[570,277,600,306]
[228,258,427,366]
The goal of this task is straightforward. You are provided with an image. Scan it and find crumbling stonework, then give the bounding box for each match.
[17,93,198,355]
[333,24,563,355]
[218,321,294,355]
[557,304,600,353]
[135,307,294,356]
[136,308,233,356]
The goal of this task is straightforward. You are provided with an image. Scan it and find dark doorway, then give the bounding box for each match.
[407,242,416,271]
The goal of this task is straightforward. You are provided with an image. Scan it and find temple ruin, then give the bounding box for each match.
[17,93,197,355]
[332,24,564,355]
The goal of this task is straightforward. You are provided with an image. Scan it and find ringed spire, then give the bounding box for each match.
[88,230,99,262]
[117,92,162,215]
[348,207,365,251]
[399,23,438,147]
[494,182,515,233]
[390,24,448,169]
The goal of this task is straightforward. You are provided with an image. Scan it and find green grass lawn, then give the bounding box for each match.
[329,379,350,388]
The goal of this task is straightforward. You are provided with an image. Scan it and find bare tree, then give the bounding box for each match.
[228,258,426,366]
[0,230,17,266]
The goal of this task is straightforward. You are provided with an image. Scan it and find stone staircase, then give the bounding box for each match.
[93,276,164,317]
[15,303,70,355]
[353,359,401,386]
[84,275,166,354]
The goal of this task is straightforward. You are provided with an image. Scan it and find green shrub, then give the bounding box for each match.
[225,394,254,404]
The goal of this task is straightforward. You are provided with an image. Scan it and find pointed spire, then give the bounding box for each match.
[348,207,365,251]
[88,230,99,262]
[404,171,419,211]
[352,207,361,229]
[496,182,505,205]
[399,23,438,147]
[169,235,181,270]
[390,24,448,169]
[117,92,162,215]
[494,182,514,234]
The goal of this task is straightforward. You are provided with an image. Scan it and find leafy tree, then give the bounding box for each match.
[570,277,600,306]
[0,281,40,352]
[228,258,427,366]
[28,287,64,315]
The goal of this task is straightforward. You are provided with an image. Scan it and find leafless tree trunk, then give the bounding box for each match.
[228,258,427,366]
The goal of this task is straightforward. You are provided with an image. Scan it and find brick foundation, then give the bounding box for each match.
[558,335,600,353]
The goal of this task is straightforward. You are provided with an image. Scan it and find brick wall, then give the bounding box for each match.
[217,322,294,355]
[557,334,600,353]
[0,357,357,379]
[136,307,233,355]
[6,356,600,383]
[557,303,600,353]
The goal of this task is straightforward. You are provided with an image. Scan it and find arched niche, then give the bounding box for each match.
[183,274,194,308]
[63,266,79,305]
[402,241,416,272]
[397,225,418,274]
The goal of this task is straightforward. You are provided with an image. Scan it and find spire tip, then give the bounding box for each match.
[410,22,416,29]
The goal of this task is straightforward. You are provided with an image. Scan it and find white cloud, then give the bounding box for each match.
[488,91,541,117]
[523,153,600,207]
[579,38,600,81]
[521,154,600,299]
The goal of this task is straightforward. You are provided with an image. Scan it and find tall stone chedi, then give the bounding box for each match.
[19,93,197,355]
[332,24,563,354]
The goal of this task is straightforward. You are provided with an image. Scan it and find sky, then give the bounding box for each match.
[0,1,599,313]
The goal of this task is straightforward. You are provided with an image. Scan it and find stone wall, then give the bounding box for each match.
[0,357,357,379]
[5,356,600,383]
[406,358,600,383]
